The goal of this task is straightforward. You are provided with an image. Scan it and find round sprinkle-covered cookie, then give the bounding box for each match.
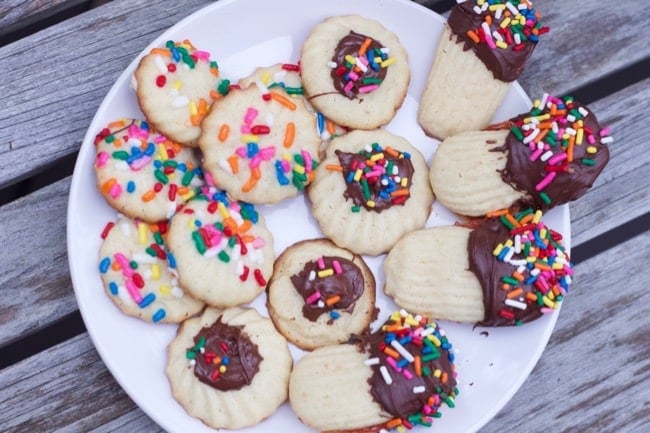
[94,118,203,223]
[384,208,573,326]
[430,95,611,216]
[308,129,433,256]
[266,238,376,350]
[167,307,292,430]
[166,187,274,308]
[300,15,410,130]
[238,62,347,145]
[199,84,322,204]
[289,310,458,432]
[98,214,204,323]
[134,39,228,147]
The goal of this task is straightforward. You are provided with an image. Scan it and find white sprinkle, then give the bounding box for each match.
[231,244,241,262]
[578,107,589,117]
[380,366,393,385]
[507,2,520,16]
[530,268,541,276]
[492,31,504,42]
[355,58,368,73]
[567,114,576,122]
[413,386,426,394]
[327,61,337,68]
[505,299,528,310]
[517,265,527,274]
[273,71,287,82]
[473,5,482,14]
[514,234,522,253]
[203,247,219,259]
[166,202,176,219]
[399,309,408,318]
[537,141,545,150]
[172,286,184,298]
[380,47,390,54]
[420,327,434,337]
[540,150,554,162]
[503,247,515,263]
[132,253,157,264]
[508,259,528,267]
[601,136,613,144]
[254,80,269,95]
[539,93,549,108]
[390,340,415,363]
[565,127,577,136]
[514,33,522,45]
[317,300,325,308]
[365,357,380,366]
[154,55,167,74]
[523,128,540,144]
[172,95,190,108]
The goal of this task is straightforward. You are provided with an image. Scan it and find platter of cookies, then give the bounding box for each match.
[68,0,610,432]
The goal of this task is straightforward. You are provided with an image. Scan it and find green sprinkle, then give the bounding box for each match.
[129,260,138,269]
[218,251,230,263]
[185,350,196,360]
[218,79,231,95]
[422,366,431,377]
[433,412,442,418]
[511,126,524,141]
[284,86,304,95]
[153,232,164,245]
[362,77,382,84]
[192,231,206,255]
[361,179,371,200]
[292,176,305,191]
[163,160,178,168]
[293,154,305,166]
[351,205,361,213]
[105,134,115,143]
[502,276,520,285]
[582,158,596,166]
[154,169,169,184]
[112,150,129,160]
[422,351,441,362]
[214,222,224,231]
[515,208,533,220]
[228,236,236,248]
[500,214,515,230]
[209,60,219,70]
[145,247,157,257]
[540,192,552,205]
[445,397,456,408]
[182,170,195,186]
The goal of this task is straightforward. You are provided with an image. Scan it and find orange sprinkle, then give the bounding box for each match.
[383,347,401,359]
[308,171,316,182]
[519,214,534,225]
[209,68,219,77]
[218,124,230,142]
[171,142,182,153]
[108,120,127,129]
[190,114,202,126]
[390,188,410,197]
[198,98,208,115]
[242,168,261,192]
[100,178,117,195]
[270,91,296,110]
[512,272,525,282]
[239,220,252,233]
[113,138,123,148]
[358,37,372,56]
[504,213,521,228]
[534,128,549,143]
[486,208,509,218]
[224,218,238,233]
[326,120,336,135]
[142,190,156,202]
[326,164,343,172]
[325,295,341,306]
[507,288,524,299]
[111,261,121,271]
[414,356,422,377]
[383,146,400,158]
[382,324,402,333]
[526,292,538,302]
[150,47,171,56]
[535,263,552,271]
[241,234,255,244]
[441,372,448,384]
[227,155,239,174]
[467,30,480,43]
[485,15,492,25]
[567,138,575,162]
[210,89,221,101]
[177,186,189,196]
[386,419,402,428]
[552,285,561,296]
[284,122,295,148]
[501,283,511,291]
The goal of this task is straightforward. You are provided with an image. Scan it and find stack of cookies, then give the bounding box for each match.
[91,1,612,431]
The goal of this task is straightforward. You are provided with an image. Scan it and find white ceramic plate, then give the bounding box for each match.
[67,0,570,432]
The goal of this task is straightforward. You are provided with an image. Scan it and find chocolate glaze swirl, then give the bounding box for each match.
[190,317,262,390]
[330,31,387,99]
[291,256,364,321]
[336,149,414,213]
[499,107,610,210]
[447,2,538,82]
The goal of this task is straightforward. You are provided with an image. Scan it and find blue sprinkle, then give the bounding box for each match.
[153,160,162,168]
[330,310,340,320]
[177,162,187,172]
[145,142,156,156]
[141,120,149,130]
[399,335,412,345]
[525,275,538,285]
[194,220,202,227]
[449,352,455,363]
[346,171,355,183]
[441,342,452,350]
[109,281,119,295]
[139,293,156,308]
[397,358,409,368]
[497,247,510,262]
[247,142,259,158]
[317,112,325,134]
[422,346,432,354]
[126,180,136,193]
[222,356,230,365]
[275,161,290,185]
[152,309,166,323]
[403,152,411,159]
[167,252,177,269]
[99,257,111,273]
[385,333,396,343]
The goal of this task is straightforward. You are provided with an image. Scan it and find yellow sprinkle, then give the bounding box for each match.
[433,369,442,378]
[576,128,584,145]
[158,285,171,295]
[427,335,442,347]
[552,262,564,270]
[218,202,230,219]
[532,209,543,224]
[353,169,363,182]
[345,55,356,65]
[151,264,161,280]
[137,222,148,246]
[496,40,508,49]
[261,71,271,85]
[500,17,511,28]
[158,144,168,161]
[400,177,409,187]
[240,134,258,143]
[282,152,291,161]
[543,297,556,308]
[489,4,505,10]
[381,57,396,68]
[294,165,305,175]
[219,365,227,373]
[370,153,384,162]
[366,200,376,208]
[505,239,514,248]
[493,243,504,256]
[587,146,598,154]
[172,80,182,90]
[405,316,419,327]
[540,228,547,239]
[189,100,198,116]
[187,218,196,229]
[318,269,334,278]
[181,190,195,202]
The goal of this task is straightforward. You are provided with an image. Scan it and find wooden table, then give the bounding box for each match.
[1,0,648,432]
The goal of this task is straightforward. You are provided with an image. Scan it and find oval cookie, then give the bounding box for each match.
[266,238,376,350]
[134,40,226,147]
[167,307,292,429]
[166,190,274,308]
[98,215,204,323]
[199,85,322,204]
[289,311,458,432]
[384,209,573,326]
[93,118,203,223]
[308,129,433,256]
[300,15,410,130]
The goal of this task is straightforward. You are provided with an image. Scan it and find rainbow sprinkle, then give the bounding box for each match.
[367,310,458,430]
[489,208,573,324]
[465,0,549,51]
[509,94,612,206]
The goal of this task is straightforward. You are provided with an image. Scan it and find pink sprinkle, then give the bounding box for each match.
[317,257,325,269]
[358,84,378,94]
[332,260,342,274]
[540,307,555,314]
[599,127,611,137]
[235,147,248,158]
[249,155,262,169]
[229,201,241,212]
[114,253,133,277]
[109,182,122,199]
[386,356,402,372]
[96,152,109,167]
[423,406,433,415]
[529,148,543,161]
[348,71,359,81]
[344,81,355,93]
[125,278,143,304]
[402,369,413,380]
[153,135,167,143]
[204,171,217,187]
[587,134,596,144]
[259,146,276,160]
[252,238,266,249]
[535,171,556,191]
[130,155,152,171]
[305,291,321,304]
[281,160,291,173]
[240,125,251,134]
[548,153,567,165]
[301,150,312,173]
[244,107,258,125]
[193,50,210,61]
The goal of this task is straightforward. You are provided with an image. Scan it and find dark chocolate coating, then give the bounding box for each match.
[330,31,387,99]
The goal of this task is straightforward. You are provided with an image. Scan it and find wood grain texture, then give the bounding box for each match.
[0,0,82,30]
[2,0,649,189]
[1,231,646,433]
[0,178,77,347]
[480,231,650,433]
[569,78,650,246]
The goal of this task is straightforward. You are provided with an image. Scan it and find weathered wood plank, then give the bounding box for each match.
[1,0,647,188]
[569,78,650,246]
[0,178,77,347]
[2,231,646,433]
[0,0,82,31]
[481,231,650,433]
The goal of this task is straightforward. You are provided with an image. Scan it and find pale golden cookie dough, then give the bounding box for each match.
[300,15,410,130]
[167,307,292,430]
[266,238,376,350]
[307,129,433,256]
